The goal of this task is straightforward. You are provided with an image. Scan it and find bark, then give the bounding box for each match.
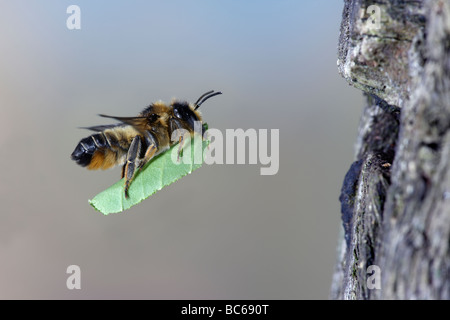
[331,0,450,299]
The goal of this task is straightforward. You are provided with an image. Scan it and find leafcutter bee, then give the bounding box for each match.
[71,90,222,197]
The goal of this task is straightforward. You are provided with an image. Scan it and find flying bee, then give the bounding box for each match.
[71,90,222,198]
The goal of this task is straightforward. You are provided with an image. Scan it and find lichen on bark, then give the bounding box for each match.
[331,0,450,299]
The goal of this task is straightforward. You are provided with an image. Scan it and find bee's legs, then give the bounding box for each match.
[121,164,126,179]
[124,136,142,198]
[169,118,186,162]
[177,135,184,162]
[139,144,157,170]
[138,131,158,169]
[176,131,194,161]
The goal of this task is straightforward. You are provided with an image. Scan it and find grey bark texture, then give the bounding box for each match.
[331,0,450,299]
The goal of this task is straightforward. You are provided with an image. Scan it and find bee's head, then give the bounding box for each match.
[172,90,222,132]
[172,101,202,133]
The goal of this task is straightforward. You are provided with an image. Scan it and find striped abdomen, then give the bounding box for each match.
[71,127,137,170]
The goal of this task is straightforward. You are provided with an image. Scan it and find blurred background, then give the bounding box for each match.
[0,0,363,299]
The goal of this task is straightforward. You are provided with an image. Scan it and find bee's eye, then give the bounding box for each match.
[149,113,159,122]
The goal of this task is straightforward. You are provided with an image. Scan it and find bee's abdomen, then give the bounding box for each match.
[71,136,98,167]
[71,132,122,170]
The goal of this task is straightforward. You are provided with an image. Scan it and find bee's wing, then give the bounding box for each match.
[98,114,149,132]
[80,124,122,132]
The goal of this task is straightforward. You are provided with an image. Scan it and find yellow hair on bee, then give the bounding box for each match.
[88,151,105,170]
[102,149,118,169]
[89,149,120,170]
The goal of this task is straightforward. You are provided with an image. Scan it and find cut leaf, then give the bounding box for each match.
[89,134,209,215]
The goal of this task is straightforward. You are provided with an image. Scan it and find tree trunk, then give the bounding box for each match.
[331,0,450,299]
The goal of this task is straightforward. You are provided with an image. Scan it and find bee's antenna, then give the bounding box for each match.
[194,90,222,110]
[194,90,214,106]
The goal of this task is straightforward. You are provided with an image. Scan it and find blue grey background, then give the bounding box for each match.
[0,0,362,299]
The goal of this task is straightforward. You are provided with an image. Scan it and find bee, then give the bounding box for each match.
[71,90,222,198]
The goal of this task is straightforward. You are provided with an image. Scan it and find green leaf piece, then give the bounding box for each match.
[89,135,209,215]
